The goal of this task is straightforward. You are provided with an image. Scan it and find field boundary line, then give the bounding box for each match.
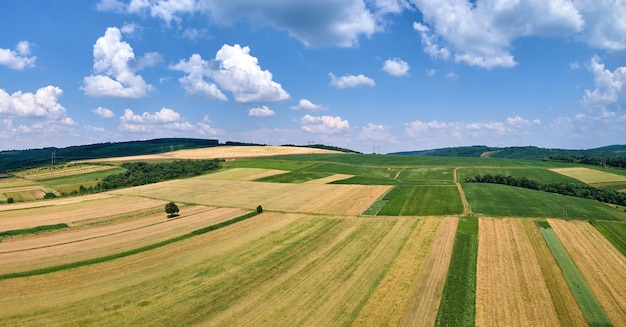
[0,210,258,280]
[454,167,470,215]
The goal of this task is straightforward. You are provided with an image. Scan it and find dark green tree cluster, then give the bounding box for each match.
[465,174,626,206]
[99,159,222,190]
[546,155,626,169]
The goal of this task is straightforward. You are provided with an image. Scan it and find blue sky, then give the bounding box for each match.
[0,0,625,153]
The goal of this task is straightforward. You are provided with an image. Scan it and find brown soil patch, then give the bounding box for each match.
[548,219,626,325]
[85,145,341,162]
[476,218,560,326]
[399,216,458,326]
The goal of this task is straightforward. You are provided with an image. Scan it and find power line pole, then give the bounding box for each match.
[51,150,56,169]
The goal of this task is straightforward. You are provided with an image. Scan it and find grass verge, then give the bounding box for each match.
[0,223,69,239]
[434,216,478,327]
[590,221,626,256]
[0,211,257,280]
[535,221,612,326]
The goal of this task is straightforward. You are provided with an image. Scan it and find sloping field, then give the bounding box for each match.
[201,168,289,181]
[551,167,626,185]
[0,195,166,231]
[548,219,626,325]
[110,176,390,215]
[0,206,247,274]
[378,185,463,216]
[89,145,341,162]
[0,213,418,326]
[476,218,560,326]
[15,164,119,181]
[303,173,353,184]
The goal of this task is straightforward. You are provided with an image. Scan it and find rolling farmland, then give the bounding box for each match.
[0,149,625,326]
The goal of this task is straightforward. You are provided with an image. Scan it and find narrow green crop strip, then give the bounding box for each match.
[535,221,612,327]
[590,221,626,256]
[435,216,478,327]
[0,211,258,280]
[0,223,69,239]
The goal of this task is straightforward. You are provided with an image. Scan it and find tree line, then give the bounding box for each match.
[465,174,626,206]
[66,159,222,196]
[546,155,626,169]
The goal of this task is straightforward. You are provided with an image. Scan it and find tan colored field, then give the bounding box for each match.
[0,206,247,274]
[15,164,119,180]
[353,217,442,326]
[399,216,458,326]
[550,167,626,184]
[548,219,626,325]
[304,173,353,184]
[476,218,560,326]
[0,214,418,326]
[88,145,341,162]
[201,168,288,181]
[0,176,42,189]
[111,175,390,215]
[0,195,166,231]
[521,219,587,326]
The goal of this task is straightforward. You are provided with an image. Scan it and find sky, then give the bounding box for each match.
[0,0,625,154]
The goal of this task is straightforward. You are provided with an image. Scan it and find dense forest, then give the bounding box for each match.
[465,174,626,207]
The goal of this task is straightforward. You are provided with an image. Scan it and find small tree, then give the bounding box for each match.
[256,205,263,214]
[165,201,179,218]
[7,197,14,204]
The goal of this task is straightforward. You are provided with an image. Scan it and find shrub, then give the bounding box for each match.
[44,192,57,199]
[256,205,263,214]
[7,197,14,204]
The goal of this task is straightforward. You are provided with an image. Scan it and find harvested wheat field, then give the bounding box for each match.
[89,145,341,162]
[476,218,560,327]
[0,213,419,326]
[201,168,289,181]
[548,219,626,326]
[550,167,626,185]
[15,164,119,180]
[0,206,247,274]
[111,176,390,215]
[0,195,166,231]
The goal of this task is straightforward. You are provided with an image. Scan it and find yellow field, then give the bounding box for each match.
[110,174,390,215]
[550,167,626,185]
[87,145,341,162]
[476,218,560,326]
[549,219,626,325]
[201,167,289,181]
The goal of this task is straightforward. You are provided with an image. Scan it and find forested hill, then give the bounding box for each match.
[0,138,218,173]
[391,145,626,164]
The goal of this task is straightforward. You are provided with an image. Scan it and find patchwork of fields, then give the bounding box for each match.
[1,150,625,326]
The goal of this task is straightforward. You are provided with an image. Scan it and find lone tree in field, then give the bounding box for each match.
[165,202,179,218]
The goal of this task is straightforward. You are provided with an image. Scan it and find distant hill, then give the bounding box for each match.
[391,145,626,160]
[0,138,219,173]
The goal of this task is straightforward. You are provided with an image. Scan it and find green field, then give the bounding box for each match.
[256,171,332,183]
[458,167,584,184]
[378,185,463,216]
[435,217,478,327]
[536,222,611,326]
[464,183,626,220]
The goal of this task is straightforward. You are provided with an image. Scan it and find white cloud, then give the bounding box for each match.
[169,54,227,100]
[290,99,327,111]
[569,61,581,70]
[182,27,209,40]
[425,69,437,77]
[329,73,375,89]
[121,107,180,124]
[171,45,289,103]
[582,56,626,113]
[573,0,626,51]
[0,86,66,118]
[82,27,159,98]
[300,114,350,134]
[446,72,458,80]
[212,44,290,103]
[360,123,394,141]
[92,106,116,118]
[0,41,36,70]
[370,0,413,14]
[248,105,275,117]
[99,0,199,25]
[411,0,584,69]
[382,58,410,76]
[196,115,224,136]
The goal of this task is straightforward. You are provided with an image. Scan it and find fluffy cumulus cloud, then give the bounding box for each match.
[582,56,626,113]
[118,108,224,136]
[404,116,542,147]
[92,106,116,118]
[329,73,375,89]
[410,0,626,69]
[248,105,275,117]
[0,86,66,118]
[82,27,161,98]
[382,58,410,76]
[290,99,327,111]
[170,44,289,103]
[300,114,350,134]
[0,41,36,70]
[97,0,199,25]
